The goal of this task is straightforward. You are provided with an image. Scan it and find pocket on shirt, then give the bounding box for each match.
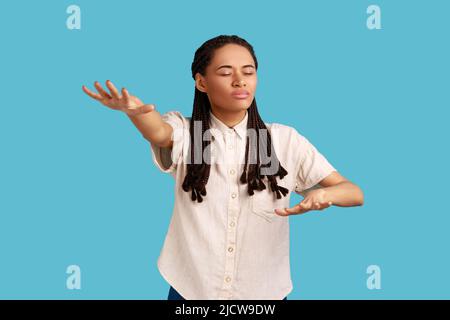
[251,194,277,223]
[250,179,292,223]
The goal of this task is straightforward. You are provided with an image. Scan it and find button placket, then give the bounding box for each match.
[221,129,240,298]
[223,204,238,295]
[225,131,236,152]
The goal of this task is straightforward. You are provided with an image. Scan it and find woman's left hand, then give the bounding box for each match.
[274,188,332,216]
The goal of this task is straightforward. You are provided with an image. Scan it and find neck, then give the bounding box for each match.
[210,107,247,128]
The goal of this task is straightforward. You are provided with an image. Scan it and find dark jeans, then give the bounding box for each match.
[168,286,287,300]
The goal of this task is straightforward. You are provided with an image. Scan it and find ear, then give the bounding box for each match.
[195,73,207,93]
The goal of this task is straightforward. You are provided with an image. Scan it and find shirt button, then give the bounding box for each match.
[228,144,233,150]
[231,193,237,199]
[229,169,235,175]
[228,247,234,253]
[230,222,235,227]
[225,276,231,282]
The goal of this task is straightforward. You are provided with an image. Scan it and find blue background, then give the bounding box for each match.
[0,0,449,299]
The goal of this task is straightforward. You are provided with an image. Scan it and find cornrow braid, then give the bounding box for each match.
[182,34,289,203]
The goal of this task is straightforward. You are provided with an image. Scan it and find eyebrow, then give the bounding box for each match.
[216,64,255,71]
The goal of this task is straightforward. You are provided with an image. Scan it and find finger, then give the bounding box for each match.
[317,202,330,210]
[139,104,155,114]
[121,87,130,103]
[299,198,312,211]
[274,204,308,216]
[283,206,298,215]
[82,85,103,100]
[318,201,333,211]
[274,208,291,216]
[124,107,140,116]
[125,104,154,116]
[292,204,309,214]
[94,81,112,99]
[106,80,121,100]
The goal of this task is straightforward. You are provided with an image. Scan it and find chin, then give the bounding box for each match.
[235,104,250,111]
[233,99,252,109]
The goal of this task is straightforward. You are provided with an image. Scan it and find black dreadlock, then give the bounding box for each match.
[182,35,289,203]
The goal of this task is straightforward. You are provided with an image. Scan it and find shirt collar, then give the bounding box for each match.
[209,110,248,140]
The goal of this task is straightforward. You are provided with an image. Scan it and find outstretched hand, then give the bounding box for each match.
[274,188,332,216]
[82,80,155,116]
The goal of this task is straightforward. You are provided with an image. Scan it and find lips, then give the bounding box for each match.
[231,90,250,98]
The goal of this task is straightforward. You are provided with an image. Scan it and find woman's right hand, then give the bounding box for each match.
[82,80,155,116]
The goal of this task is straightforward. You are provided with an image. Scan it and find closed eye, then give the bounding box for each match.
[221,73,254,76]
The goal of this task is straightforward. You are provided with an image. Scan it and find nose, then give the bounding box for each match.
[233,79,246,87]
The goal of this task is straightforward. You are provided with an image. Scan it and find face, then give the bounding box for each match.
[195,43,257,114]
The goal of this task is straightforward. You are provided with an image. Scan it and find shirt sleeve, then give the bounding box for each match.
[149,110,187,174]
[293,129,337,195]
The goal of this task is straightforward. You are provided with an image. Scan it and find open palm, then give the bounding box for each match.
[82,80,154,116]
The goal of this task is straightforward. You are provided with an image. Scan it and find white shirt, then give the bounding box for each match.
[149,109,337,300]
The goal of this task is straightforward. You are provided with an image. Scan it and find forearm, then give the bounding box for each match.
[323,181,364,207]
[127,111,172,147]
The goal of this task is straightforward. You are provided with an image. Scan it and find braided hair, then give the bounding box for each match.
[182,35,289,203]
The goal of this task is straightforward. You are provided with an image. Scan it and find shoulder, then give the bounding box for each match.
[265,122,308,144]
[265,122,320,158]
[161,110,191,128]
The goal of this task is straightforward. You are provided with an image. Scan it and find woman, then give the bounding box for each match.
[82,34,364,300]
